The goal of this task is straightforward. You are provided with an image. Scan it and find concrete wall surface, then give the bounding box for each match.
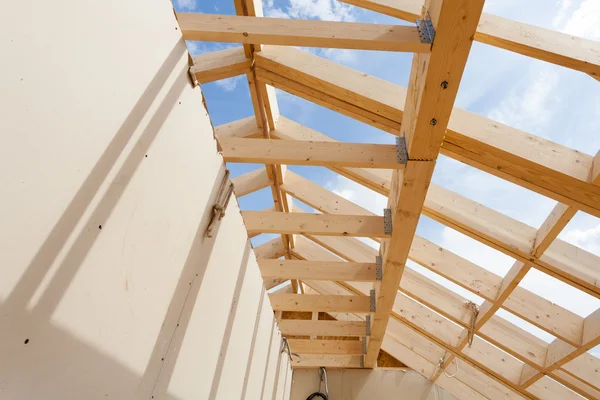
[291,368,461,400]
[0,0,291,399]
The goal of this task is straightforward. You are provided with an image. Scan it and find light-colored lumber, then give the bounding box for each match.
[177,13,431,52]
[259,259,377,282]
[365,0,484,367]
[337,0,600,78]
[214,116,262,139]
[533,151,600,257]
[255,67,400,134]
[231,167,270,197]
[253,236,286,259]
[287,339,364,355]
[278,320,367,337]
[219,137,403,169]
[190,47,251,83]
[269,293,372,313]
[292,354,363,368]
[241,211,389,238]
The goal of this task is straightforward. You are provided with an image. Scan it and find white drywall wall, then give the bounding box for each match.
[291,368,462,400]
[0,1,291,399]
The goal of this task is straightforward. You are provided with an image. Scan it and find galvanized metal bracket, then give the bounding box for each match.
[416,13,435,44]
[396,136,408,164]
[366,315,371,336]
[362,337,368,354]
[360,355,365,368]
[370,289,376,312]
[375,256,383,281]
[383,208,392,235]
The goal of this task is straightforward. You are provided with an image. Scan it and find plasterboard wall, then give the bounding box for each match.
[291,368,460,400]
[0,0,290,399]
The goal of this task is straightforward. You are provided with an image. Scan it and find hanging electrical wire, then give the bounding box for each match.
[306,367,328,400]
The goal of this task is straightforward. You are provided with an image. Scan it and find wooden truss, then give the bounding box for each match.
[175,0,600,398]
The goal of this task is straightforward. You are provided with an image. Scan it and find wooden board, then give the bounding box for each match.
[259,259,377,282]
[269,294,372,313]
[177,13,430,52]
[220,137,403,169]
[242,211,389,238]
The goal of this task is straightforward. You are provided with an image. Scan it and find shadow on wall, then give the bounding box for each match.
[0,39,286,399]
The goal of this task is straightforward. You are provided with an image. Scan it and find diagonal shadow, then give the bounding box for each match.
[3,41,185,312]
[207,242,252,400]
[240,286,266,399]
[30,64,189,319]
[140,166,233,399]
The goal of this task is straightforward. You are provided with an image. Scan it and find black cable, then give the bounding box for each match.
[306,392,328,400]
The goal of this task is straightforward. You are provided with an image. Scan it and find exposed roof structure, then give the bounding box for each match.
[174,0,600,398]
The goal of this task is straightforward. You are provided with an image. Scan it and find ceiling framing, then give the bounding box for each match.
[174,0,600,398]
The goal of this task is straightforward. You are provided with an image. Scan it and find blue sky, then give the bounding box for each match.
[174,0,600,355]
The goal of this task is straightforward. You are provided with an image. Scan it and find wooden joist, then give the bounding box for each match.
[259,259,377,282]
[269,293,372,313]
[278,319,367,337]
[337,0,600,78]
[291,354,364,368]
[253,236,286,259]
[190,47,251,83]
[287,339,364,355]
[219,137,403,169]
[241,211,389,238]
[177,13,431,52]
[231,167,270,197]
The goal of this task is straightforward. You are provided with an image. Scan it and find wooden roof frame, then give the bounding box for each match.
[174,0,600,398]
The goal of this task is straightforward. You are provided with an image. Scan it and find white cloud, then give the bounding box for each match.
[214,76,244,92]
[561,0,600,39]
[487,67,560,137]
[264,0,355,21]
[174,0,195,12]
[552,0,573,28]
[560,224,600,255]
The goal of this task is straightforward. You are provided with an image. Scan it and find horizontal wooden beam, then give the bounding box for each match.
[287,339,364,355]
[259,259,377,281]
[337,0,600,78]
[269,293,371,313]
[231,167,270,197]
[278,319,367,337]
[214,116,262,139]
[253,236,286,259]
[291,354,363,368]
[177,13,431,52]
[190,46,251,83]
[220,137,403,169]
[241,211,389,238]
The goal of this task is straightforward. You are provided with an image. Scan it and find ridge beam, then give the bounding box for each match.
[365,0,485,368]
